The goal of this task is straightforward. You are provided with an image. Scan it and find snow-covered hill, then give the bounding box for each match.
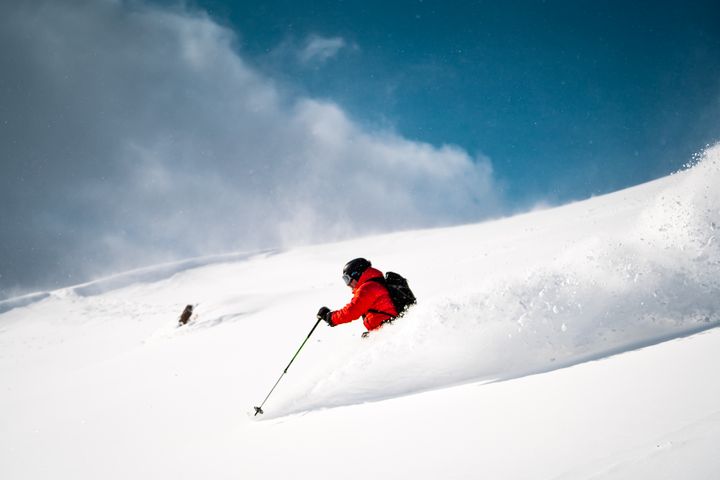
[1,146,719,479]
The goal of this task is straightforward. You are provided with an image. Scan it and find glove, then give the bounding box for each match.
[317,306,333,326]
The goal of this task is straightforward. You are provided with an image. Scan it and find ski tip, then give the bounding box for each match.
[253,406,264,416]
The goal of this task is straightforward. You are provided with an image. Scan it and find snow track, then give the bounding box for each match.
[270,147,720,415]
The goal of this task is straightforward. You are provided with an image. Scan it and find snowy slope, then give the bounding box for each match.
[1,146,719,479]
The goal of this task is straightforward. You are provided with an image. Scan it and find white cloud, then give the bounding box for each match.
[298,35,348,64]
[0,0,503,293]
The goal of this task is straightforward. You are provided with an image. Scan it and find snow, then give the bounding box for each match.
[1,145,719,479]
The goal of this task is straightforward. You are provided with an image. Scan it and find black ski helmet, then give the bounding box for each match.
[342,258,371,284]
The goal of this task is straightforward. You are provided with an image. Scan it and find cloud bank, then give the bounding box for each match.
[0,0,502,298]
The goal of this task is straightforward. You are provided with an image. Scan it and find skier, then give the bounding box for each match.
[317,258,398,337]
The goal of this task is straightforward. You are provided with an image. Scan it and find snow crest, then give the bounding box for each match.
[276,146,720,415]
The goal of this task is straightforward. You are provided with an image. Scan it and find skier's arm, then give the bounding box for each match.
[331,286,374,326]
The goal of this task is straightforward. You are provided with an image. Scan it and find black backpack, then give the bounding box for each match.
[368,271,417,319]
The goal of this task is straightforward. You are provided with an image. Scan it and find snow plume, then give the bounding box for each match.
[0,1,500,298]
[277,145,720,415]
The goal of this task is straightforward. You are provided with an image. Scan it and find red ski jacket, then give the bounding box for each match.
[330,267,398,331]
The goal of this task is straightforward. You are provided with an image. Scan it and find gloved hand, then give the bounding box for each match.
[317,306,333,326]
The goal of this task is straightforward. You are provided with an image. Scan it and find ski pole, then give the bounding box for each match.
[253,317,323,416]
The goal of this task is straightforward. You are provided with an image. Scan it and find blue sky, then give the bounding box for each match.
[1,0,719,297]
[185,0,720,202]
